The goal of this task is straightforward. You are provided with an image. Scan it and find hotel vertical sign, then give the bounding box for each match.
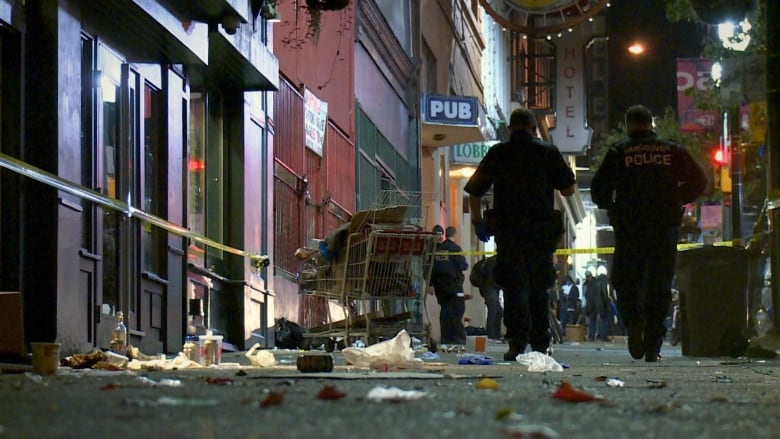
[551,28,593,154]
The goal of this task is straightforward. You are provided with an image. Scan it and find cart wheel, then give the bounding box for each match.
[336,338,347,351]
[324,338,336,353]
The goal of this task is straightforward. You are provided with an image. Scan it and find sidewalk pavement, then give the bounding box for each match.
[1,338,779,439]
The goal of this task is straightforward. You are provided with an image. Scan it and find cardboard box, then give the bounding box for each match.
[0,292,24,356]
[565,324,586,342]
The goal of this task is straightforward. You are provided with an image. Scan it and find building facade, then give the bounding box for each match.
[1,0,278,355]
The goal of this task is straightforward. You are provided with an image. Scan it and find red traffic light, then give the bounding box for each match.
[712,148,728,166]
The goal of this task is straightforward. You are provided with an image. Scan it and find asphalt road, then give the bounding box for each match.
[1,339,779,439]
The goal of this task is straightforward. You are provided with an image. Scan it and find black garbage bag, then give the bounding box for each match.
[275,318,307,349]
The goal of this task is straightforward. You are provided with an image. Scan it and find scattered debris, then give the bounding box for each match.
[475,377,499,390]
[551,381,599,403]
[202,377,234,386]
[516,352,563,372]
[458,354,494,365]
[316,384,346,400]
[366,386,427,402]
[260,391,285,407]
[605,378,624,388]
[648,401,680,413]
[246,343,277,367]
[502,424,560,438]
[123,397,218,407]
[646,379,667,389]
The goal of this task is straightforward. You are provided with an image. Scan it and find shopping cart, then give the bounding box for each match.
[299,191,439,350]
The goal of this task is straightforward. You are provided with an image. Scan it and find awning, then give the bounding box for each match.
[421,94,489,147]
[81,0,209,65]
[201,30,279,91]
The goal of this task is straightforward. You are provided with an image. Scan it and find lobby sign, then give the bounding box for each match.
[304,88,328,157]
[451,141,500,165]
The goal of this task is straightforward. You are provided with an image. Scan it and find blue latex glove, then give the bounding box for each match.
[458,353,494,365]
[474,222,491,242]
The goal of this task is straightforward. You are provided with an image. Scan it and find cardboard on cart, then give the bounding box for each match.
[0,292,24,356]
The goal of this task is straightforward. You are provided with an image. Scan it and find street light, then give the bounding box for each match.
[718,19,752,52]
[628,42,645,56]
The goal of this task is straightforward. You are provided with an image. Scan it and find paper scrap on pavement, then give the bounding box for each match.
[516,351,563,372]
[342,330,422,369]
[127,352,202,371]
[245,343,277,367]
[366,386,428,402]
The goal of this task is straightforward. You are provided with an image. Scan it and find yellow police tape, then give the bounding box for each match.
[434,240,735,257]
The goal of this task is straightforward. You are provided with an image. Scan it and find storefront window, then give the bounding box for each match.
[188,93,206,266]
[142,82,162,273]
[98,44,122,312]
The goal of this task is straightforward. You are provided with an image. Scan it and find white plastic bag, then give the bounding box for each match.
[341,330,422,368]
[516,351,563,372]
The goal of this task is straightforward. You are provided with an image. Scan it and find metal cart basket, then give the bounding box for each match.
[300,191,439,350]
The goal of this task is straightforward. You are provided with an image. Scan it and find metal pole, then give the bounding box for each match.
[731,138,744,245]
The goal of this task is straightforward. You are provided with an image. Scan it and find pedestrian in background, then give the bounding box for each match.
[560,275,579,334]
[430,225,469,345]
[472,255,504,341]
[584,267,611,342]
[591,105,707,362]
[464,107,576,360]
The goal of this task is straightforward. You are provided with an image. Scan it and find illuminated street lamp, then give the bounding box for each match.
[628,42,645,56]
[718,19,752,52]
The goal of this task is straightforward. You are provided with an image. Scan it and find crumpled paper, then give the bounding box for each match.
[341,330,422,368]
[516,351,563,372]
[367,386,428,401]
[245,343,277,367]
[127,353,202,370]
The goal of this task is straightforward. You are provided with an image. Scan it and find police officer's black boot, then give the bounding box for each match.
[504,339,527,361]
[626,319,645,360]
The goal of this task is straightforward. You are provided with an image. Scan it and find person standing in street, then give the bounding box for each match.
[464,107,576,360]
[591,105,707,362]
[584,269,611,342]
[560,275,579,335]
[430,225,469,345]
[472,255,504,341]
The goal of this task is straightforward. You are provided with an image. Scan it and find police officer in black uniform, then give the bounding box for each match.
[591,105,707,362]
[430,225,469,345]
[465,108,576,360]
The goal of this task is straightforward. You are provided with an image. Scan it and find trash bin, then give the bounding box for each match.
[675,245,749,357]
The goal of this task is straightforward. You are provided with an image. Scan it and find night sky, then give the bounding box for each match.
[606,0,708,130]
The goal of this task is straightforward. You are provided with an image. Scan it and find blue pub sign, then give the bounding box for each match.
[422,94,479,126]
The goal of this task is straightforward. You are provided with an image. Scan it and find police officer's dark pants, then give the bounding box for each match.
[495,243,554,352]
[586,311,611,341]
[480,286,504,340]
[611,224,678,354]
[438,295,466,345]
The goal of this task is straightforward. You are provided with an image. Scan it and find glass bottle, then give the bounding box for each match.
[111,311,128,354]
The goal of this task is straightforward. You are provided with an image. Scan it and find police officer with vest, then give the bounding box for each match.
[430,225,469,345]
[465,108,576,361]
[591,105,707,362]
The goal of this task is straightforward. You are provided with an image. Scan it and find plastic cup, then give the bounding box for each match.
[466,336,487,353]
[31,342,61,376]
